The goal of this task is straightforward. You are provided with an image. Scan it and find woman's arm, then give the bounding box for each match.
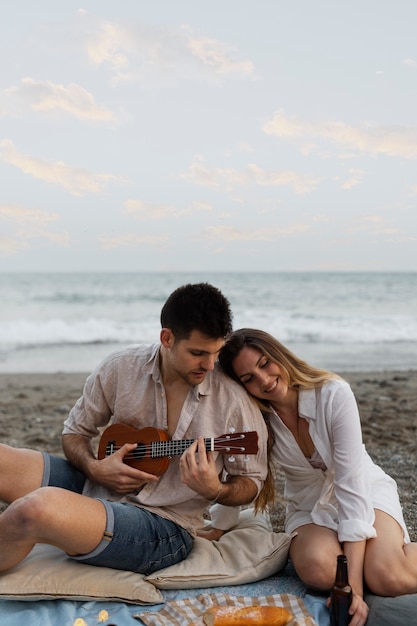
[326,382,376,542]
[324,383,372,624]
[197,503,240,540]
[342,540,369,624]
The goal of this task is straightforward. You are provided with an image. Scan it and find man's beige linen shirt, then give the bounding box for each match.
[63,344,268,536]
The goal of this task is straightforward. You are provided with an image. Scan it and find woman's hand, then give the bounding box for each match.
[197,527,226,541]
[348,593,369,626]
[327,593,369,626]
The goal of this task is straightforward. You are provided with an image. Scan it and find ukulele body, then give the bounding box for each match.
[98,424,171,476]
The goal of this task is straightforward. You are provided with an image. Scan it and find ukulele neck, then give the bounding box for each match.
[151,437,213,458]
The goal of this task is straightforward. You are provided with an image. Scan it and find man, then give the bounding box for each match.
[0,283,267,575]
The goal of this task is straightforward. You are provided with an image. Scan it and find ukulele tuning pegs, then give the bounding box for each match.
[228,427,236,433]
[243,426,250,432]
[228,455,236,463]
[243,455,250,462]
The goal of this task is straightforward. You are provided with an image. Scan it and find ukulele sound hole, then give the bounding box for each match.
[133,443,146,459]
[105,440,147,460]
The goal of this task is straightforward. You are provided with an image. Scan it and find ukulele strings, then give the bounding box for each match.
[106,433,251,459]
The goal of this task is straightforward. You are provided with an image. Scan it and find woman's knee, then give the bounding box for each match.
[366,566,400,596]
[365,559,416,596]
[291,543,338,590]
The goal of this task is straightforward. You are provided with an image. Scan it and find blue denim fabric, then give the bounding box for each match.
[41,452,86,492]
[72,500,194,574]
[41,452,193,574]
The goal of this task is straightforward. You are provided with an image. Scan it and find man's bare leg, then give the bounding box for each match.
[0,444,45,503]
[0,486,107,572]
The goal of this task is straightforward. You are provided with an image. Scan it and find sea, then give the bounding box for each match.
[0,272,416,374]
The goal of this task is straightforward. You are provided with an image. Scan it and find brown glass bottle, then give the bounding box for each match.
[329,554,352,626]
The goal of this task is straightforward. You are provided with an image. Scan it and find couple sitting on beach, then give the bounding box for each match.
[0,282,415,626]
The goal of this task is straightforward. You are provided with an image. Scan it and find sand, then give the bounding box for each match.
[0,370,415,541]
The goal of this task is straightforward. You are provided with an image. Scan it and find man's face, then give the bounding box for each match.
[164,329,225,386]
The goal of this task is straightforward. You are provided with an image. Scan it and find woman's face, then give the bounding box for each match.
[232,345,289,403]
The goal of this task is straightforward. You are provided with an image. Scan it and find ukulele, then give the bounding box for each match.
[98,423,259,476]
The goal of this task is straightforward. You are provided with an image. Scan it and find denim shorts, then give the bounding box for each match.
[41,453,193,574]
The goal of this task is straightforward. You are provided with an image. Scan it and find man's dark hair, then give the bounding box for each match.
[160,283,233,341]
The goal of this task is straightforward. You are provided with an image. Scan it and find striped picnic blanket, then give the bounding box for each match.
[136,592,318,625]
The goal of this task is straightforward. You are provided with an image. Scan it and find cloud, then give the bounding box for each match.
[84,20,130,75]
[198,223,310,242]
[402,58,417,68]
[0,234,29,255]
[0,140,127,196]
[192,200,213,211]
[188,37,254,76]
[246,164,319,194]
[0,203,69,254]
[339,168,365,189]
[224,142,255,157]
[0,78,118,123]
[0,203,59,225]
[181,157,319,194]
[124,199,182,219]
[81,12,254,85]
[263,110,417,158]
[347,214,405,238]
[351,214,384,229]
[124,198,212,219]
[98,233,169,249]
[312,214,332,223]
[124,199,185,219]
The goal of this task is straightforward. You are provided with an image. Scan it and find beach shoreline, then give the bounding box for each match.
[0,370,416,541]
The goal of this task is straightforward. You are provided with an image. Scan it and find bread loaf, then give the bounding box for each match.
[202,604,293,626]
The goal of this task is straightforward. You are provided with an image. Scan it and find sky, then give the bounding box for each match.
[1,1,417,273]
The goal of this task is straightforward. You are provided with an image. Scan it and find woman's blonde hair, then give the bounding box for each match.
[218,328,340,511]
[219,328,340,391]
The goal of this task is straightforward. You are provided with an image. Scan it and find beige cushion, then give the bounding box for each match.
[0,509,291,601]
[146,509,291,589]
[0,543,163,604]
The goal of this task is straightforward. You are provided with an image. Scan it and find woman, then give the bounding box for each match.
[213,328,417,626]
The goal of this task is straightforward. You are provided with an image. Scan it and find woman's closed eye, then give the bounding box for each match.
[239,357,270,384]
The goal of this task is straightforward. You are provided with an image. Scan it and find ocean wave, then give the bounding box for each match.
[1,313,417,350]
[1,272,416,372]
[0,318,159,350]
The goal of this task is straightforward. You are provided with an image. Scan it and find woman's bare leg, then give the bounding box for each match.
[364,510,417,596]
[289,523,341,590]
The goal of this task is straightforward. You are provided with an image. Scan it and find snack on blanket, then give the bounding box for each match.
[202,605,293,625]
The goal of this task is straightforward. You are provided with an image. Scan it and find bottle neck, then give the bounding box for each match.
[335,555,349,586]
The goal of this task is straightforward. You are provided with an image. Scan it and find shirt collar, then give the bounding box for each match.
[298,387,317,420]
[144,343,162,381]
[194,370,212,397]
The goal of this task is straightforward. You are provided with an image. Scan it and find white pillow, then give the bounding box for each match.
[146,509,291,589]
[0,543,162,604]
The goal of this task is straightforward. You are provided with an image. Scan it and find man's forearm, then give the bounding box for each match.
[212,476,258,506]
[62,434,97,479]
